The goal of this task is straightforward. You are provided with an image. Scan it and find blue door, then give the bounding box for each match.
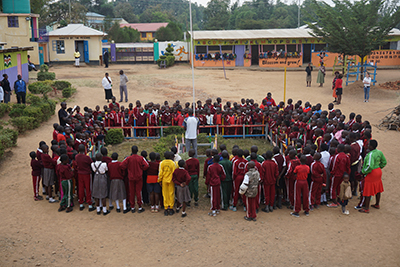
[39,46,44,65]
[235,45,245,66]
[84,41,89,63]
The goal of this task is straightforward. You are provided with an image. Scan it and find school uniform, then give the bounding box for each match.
[330,152,350,200]
[232,157,247,207]
[294,164,310,213]
[108,160,126,201]
[243,168,260,219]
[172,168,191,204]
[219,158,233,210]
[158,159,177,208]
[185,157,200,202]
[147,161,161,193]
[31,159,43,198]
[120,154,149,208]
[59,164,73,208]
[206,163,226,211]
[309,160,326,206]
[261,159,279,207]
[285,158,301,206]
[42,154,56,187]
[91,161,108,199]
[75,153,93,205]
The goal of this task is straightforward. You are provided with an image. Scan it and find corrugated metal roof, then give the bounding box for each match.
[120,23,168,32]
[192,27,400,40]
[48,24,107,36]
[86,12,105,18]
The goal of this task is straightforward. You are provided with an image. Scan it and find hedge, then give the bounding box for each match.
[10,116,39,133]
[9,104,26,118]
[157,55,175,67]
[62,87,76,98]
[0,128,18,149]
[163,126,185,136]
[37,71,56,81]
[0,103,11,118]
[28,81,54,94]
[105,128,124,145]
[53,80,71,90]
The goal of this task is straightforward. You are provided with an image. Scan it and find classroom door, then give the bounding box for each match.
[251,45,259,65]
[75,41,84,62]
[39,46,44,65]
[235,45,245,66]
[84,41,89,63]
[303,44,311,63]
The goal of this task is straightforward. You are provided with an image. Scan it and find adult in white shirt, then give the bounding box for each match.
[102,72,113,103]
[363,72,372,102]
[183,108,199,158]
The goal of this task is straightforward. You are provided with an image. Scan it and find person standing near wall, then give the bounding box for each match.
[14,74,27,104]
[119,70,129,103]
[183,109,199,158]
[74,48,81,68]
[103,50,109,68]
[1,74,11,104]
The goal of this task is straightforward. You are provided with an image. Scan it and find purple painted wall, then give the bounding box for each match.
[0,63,29,90]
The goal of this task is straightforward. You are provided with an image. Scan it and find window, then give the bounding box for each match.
[152,32,155,38]
[195,46,207,53]
[56,40,65,54]
[208,46,220,52]
[314,44,327,52]
[141,32,147,38]
[8,16,19,28]
[262,45,274,52]
[220,45,233,51]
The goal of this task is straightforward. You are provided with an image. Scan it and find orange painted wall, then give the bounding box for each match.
[259,57,302,68]
[244,59,251,67]
[193,59,236,67]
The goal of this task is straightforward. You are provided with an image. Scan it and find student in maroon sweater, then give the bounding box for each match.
[136,107,148,137]
[172,160,191,217]
[58,154,73,213]
[185,149,200,206]
[261,151,279,213]
[309,152,326,209]
[231,149,247,212]
[147,152,161,213]
[206,155,226,216]
[41,145,58,203]
[75,144,95,211]
[108,153,128,213]
[30,151,43,201]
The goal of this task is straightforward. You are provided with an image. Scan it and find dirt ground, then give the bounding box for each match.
[1,64,400,266]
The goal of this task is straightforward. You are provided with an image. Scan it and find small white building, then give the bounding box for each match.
[45,24,107,64]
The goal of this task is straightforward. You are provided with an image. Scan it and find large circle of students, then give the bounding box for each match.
[29,93,386,220]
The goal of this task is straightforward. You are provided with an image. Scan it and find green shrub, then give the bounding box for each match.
[0,128,18,148]
[157,55,175,67]
[40,64,49,72]
[37,71,56,81]
[23,105,44,123]
[0,143,4,158]
[28,81,53,94]
[26,94,42,105]
[41,95,56,113]
[0,103,11,118]
[153,135,176,158]
[53,80,71,90]
[163,126,185,136]
[105,128,124,145]
[10,116,39,133]
[9,104,26,118]
[62,87,76,98]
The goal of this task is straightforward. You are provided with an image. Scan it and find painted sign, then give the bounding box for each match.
[158,41,189,61]
[4,54,12,67]
[260,57,302,68]
[195,38,326,46]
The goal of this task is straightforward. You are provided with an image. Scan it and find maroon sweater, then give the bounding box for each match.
[75,153,93,175]
[206,163,226,186]
[147,161,160,176]
[58,164,72,181]
[108,161,124,180]
[31,159,43,176]
[42,153,56,169]
[172,168,191,185]
[185,158,200,176]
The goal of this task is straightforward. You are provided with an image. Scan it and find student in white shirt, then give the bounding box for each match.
[363,72,372,102]
[91,153,110,215]
[102,73,113,103]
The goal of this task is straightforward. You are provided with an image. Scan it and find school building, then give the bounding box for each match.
[191,26,400,68]
[0,0,40,64]
[120,23,168,41]
[0,45,33,87]
[42,24,106,64]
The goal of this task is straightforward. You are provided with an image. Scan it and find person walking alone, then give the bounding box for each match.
[363,72,371,102]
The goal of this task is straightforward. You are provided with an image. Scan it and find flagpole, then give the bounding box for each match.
[189,0,195,116]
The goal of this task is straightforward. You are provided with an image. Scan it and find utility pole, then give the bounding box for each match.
[69,0,72,23]
[298,0,301,28]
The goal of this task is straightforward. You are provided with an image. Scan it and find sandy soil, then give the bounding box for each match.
[1,64,400,266]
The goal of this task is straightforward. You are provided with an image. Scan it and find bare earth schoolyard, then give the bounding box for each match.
[0,64,399,266]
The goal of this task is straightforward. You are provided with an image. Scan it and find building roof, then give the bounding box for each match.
[192,27,400,40]
[120,23,168,32]
[0,46,34,52]
[48,24,107,36]
[86,12,105,18]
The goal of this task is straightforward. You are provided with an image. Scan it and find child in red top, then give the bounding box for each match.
[206,155,226,216]
[172,160,191,217]
[41,144,58,203]
[185,149,200,205]
[147,152,161,212]
[261,151,279,212]
[231,149,247,211]
[30,151,44,201]
[309,152,326,209]
[108,153,128,213]
[58,154,73,213]
[291,155,310,217]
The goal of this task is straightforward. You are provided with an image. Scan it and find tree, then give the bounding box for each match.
[155,22,183,41]
[203,0,230,30]
[307,0,400,77]
[106,22,140,43]
[114,2,139,23]
[41,1,87,26]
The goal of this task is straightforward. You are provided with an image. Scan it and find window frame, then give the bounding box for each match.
[141,32,147,38]
[56,40,65,54]
[7,16,19,28]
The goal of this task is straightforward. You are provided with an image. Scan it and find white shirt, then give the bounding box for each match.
[363,77,371,87]
[206,114,214,125]
[91,161,108,174]
[183,115,199,139]
[0,86,3,102]
[174,154,182,162]
[320,151,330,169]
[102,77,112,89]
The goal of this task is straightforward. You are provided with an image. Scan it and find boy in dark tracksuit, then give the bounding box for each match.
[219,150,233,210]
[58,154,73,213]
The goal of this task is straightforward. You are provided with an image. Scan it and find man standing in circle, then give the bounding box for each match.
[102,73,113,103]
[119,70,129,103]
[58,102,69,127]
[14,74,27,104]
[183,108,199,158]
[74,48,80,67]
[305,63,313,87]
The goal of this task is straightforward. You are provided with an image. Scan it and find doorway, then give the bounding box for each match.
[303,44,311,63]
[75,41,85,62]
[251,45,259,65]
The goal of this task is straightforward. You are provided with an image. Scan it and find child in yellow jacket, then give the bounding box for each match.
[158,151,177,216]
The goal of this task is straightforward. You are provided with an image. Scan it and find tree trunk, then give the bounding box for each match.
[360,55,364,80]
